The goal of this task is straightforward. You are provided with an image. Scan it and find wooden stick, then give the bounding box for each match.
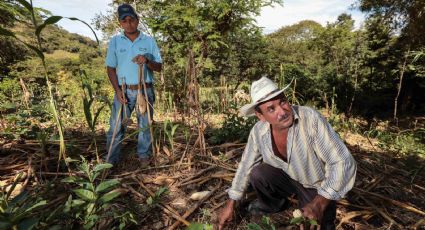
[198,161,236,172]
[177,165,216,185]
[168,180,222,230]
[359,195,402,229]
[354,188,425,216]
[132,175,190,227]
[140,64,156,165]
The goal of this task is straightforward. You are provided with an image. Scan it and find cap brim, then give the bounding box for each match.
[239,88,285,117]
[119,13,137,20]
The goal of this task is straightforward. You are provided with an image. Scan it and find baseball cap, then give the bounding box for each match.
[118,4,138,20]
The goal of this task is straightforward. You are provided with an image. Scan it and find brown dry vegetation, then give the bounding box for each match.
[1,114,424,230]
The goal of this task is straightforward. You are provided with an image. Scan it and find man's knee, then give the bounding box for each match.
[249,164,271,184]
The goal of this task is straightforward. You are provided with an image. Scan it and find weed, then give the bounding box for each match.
[247,216,276,230]
[61,156,134,229]
[0,173,47,229]
[210,102,257,144]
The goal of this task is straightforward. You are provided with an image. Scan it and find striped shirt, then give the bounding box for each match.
[228,105,356,201]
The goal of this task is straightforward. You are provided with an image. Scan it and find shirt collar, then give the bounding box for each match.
[119,30,146,41]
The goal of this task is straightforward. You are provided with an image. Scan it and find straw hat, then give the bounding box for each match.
[239,77,291,116]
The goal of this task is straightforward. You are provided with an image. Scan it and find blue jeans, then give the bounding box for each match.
[105,87,155,164]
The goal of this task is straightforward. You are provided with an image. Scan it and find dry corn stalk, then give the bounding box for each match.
[136,66,147,115]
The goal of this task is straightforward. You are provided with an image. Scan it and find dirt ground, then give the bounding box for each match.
[1,116,424,229]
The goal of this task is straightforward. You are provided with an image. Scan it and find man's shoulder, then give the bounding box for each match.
[138,32,157,42]
[251,120,268,136]
[295,105,321,118]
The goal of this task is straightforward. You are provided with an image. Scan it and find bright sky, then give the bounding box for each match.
[33,0,364,40]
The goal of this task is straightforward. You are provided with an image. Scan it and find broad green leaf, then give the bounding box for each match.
[92,105,105,130]
[24,200,47,213]
[86,203,95,214]
[93,163,113,172]
[309,219,318,225]
[289,217,304,225]
[99,189,123,203]
[68,17,100,45]
[73,189,96,201]
[35,16,63,37]
[187,223,213,230]
[71,199,86,206]
[81,182,95,192]
[61,176,77,183]
[95,179,120,193]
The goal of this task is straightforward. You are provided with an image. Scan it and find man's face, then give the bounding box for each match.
[119,16,139,34]
[255,96,293,130]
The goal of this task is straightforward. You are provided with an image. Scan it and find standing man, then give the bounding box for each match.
[105,3,162,165]
[217,77,356,229]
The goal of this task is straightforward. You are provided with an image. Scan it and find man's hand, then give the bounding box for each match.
[115,89,127,104]
[301,195,330,229]
[216,200,235,230]
[132,54,148,65]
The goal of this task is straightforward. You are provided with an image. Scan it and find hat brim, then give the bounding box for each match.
[239,88,285,117]
[119,13,137,20]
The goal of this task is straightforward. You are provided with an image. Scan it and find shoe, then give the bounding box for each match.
[247,199,273,216]
[247,199,286,216]
[138,156,152,167]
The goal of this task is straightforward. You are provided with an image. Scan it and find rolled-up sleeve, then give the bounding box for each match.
[313,112,357,200]
[228,128,262,200]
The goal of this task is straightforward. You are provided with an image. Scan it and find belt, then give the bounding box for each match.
[120,83,153,90]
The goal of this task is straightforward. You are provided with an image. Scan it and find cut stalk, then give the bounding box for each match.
[140,64,156,163]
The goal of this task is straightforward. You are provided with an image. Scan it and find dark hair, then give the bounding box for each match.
[254,93,287,114]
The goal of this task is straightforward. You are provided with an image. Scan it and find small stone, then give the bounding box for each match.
[152,221,164,229]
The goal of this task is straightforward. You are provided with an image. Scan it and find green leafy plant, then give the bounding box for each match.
[290,216,318,227]
[79,69,106,162]
[247,216,276,230]
[61,156,133,229]
[187,222,213,230]
[211,102,257,144]
[0,173,47,230]
[146,187,168,207]
[164,120,179,153]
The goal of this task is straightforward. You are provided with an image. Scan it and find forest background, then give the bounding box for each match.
[0,0,424,229]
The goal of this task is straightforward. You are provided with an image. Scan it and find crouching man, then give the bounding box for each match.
[217,77,356,230]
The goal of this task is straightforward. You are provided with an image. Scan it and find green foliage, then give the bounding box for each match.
[210,102,257,144]
[187,223,213,230]
[367,128,425,156]
[164,120,179,151]
[247,216,276,230]
[0,173,47,230]
[289,216,318,226]
[61,156,135,229]
[146,187,168,207]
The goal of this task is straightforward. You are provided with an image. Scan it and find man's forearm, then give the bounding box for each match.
[146,60,162,72]
[107,67,120,92]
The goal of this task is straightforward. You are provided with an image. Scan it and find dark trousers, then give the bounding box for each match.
[250,163,336,228]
